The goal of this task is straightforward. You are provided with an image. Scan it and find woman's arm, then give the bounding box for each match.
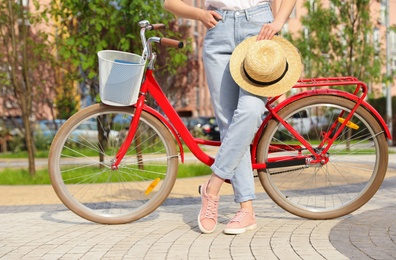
[257,0,297,40]
[163,0,222,29]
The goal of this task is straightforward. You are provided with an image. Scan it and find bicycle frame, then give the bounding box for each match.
[112,65,391,172]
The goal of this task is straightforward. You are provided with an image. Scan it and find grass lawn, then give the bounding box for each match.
[0,150,49,159]
[0,163,212,185]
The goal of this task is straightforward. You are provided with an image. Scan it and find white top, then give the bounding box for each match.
[205,0,271,11]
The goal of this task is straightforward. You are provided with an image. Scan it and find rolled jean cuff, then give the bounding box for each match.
[210,164,230,181]
[234,194,257,203]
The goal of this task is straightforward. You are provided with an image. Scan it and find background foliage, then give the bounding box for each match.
[286,0,384,96]
[49,0,190,115]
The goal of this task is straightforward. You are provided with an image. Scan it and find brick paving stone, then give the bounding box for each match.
[1,162,396,259]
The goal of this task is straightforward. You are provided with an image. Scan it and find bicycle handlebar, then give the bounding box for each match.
[160,38,184,49]
[148,24,166,30]
[140,21,183,48]
[139,20,184,63]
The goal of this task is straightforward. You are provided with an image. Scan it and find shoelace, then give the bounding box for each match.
[230,210,248,223]
[204,196,218,219]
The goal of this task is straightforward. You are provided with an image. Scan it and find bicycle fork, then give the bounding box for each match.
[111,77,150,170]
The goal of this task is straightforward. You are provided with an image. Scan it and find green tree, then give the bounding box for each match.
[49,0,188,103]
[287,0,383,93]
[0,0,56,175]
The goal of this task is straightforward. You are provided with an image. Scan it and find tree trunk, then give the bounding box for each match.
[21,0,35,176]
[22,114,36,175]
[7,0,36,175]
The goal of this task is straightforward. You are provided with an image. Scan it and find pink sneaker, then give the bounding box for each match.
[198,181,219,234]
[223,209,257,235]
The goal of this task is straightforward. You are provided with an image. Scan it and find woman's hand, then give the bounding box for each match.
[257,0,296,40]
[198,10,222,29]
[257,20,283,40]
[164,0,222,29]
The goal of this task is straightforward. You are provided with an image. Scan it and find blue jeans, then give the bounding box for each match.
[203,3,273,203]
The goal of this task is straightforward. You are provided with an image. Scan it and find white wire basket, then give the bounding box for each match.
[98,50,146,106]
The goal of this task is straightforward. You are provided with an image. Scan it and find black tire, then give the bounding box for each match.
[48,103,178,224]
[256,95,388,219]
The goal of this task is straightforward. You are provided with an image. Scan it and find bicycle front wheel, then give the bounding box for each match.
[257,95,388,219]
[48,103,179,224]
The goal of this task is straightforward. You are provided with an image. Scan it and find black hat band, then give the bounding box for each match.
[243,61,289,86]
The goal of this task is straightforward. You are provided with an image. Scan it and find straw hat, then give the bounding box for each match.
[230,35,303,97]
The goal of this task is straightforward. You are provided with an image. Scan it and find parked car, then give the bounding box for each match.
[34,119,66,138]
[275,109,313,135]
[0,118,23,137]
[69,121,119,142]
[185,116,220,141]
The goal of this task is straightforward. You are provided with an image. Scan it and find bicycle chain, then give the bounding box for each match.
[254,166,307,177]
[269,166,307,175]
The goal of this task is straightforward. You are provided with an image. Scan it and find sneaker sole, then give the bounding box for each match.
[223,223,257,235]
[197,212,216,234]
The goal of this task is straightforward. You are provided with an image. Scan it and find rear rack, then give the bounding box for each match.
[294,76,362,88]
[266,76,368,113]
[292,76,367,99]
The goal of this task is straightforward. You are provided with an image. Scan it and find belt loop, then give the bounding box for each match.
[245,8,250,21]
[223,11,227,22]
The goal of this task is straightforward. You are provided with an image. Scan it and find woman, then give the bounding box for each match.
[163,0,297,235]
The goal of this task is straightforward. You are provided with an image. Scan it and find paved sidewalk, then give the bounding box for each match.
[1,159,396,259]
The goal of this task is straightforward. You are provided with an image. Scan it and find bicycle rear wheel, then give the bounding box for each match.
[48,103,179,224]
[257,95,388,219]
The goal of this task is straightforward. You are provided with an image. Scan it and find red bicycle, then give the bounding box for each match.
[48,20,391,224]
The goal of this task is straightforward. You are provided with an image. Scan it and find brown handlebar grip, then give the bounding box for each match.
[160,38,184,49]
[151,24,166,30]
